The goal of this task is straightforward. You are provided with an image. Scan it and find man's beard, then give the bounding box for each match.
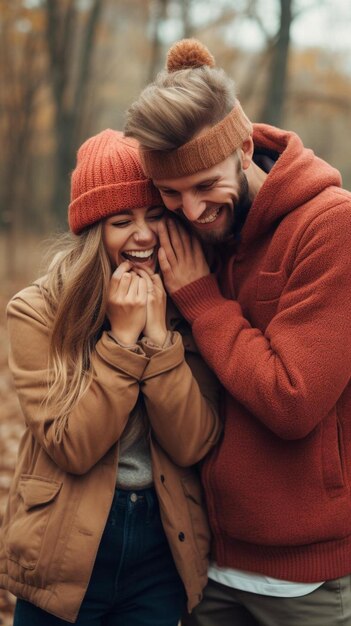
[231,169,251,241]
[189,169,251,245]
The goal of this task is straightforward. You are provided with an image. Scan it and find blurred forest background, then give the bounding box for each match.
[1,0,351,622]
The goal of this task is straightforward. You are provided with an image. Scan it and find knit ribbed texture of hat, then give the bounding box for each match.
[141,39,253,179]
[69,129,162,234]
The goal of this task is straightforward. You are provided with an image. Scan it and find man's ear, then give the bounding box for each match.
[241,136,254,170]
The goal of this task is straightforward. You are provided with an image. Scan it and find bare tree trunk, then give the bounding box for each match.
[0,6,44,278]
[147,0,168,83]
[260,0,293,127]
[45,0,103,226]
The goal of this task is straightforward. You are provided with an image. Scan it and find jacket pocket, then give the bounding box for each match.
[256,270,286,301]
[6,475,62,569]
[181,473,211,576]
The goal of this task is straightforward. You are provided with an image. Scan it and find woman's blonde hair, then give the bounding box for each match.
[41,223,110,428]
[41,222,148,450]
[39,128,161,449]
[125,66,236,150]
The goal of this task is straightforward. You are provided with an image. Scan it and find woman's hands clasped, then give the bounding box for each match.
[106,260,167,347]
[133,268,167,347]
[107,261,147,345]
[106,219,209,346]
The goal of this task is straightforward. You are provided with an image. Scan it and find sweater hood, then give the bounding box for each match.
[240,123,342,246]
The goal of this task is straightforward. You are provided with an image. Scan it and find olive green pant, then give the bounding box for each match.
[182,575,351,626]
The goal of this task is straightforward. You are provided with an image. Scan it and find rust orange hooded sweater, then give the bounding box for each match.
[172,123,351,583]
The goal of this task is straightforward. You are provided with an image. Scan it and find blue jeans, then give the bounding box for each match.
[14,487,186,625]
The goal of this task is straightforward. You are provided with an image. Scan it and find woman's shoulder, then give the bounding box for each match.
[7,277,51,322]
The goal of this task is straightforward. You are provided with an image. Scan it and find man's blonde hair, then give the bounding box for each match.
[125,66,237,151]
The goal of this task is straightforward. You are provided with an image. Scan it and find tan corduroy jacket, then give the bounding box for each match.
[0,282,221,623]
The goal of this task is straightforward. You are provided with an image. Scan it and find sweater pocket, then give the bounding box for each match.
[322,412,345,497]
[6,475,62,569]
[256,270,286,302]
[181,473,210,576]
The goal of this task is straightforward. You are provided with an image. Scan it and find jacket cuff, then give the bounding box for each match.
[140,331,172,356]
[96,331,149,380]
[108,332,145,354]
[171,274,226,324]
[141,332,184,380]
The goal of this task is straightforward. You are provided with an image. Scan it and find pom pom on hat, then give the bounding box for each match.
[166,38,215,72]
[140,38,253,179]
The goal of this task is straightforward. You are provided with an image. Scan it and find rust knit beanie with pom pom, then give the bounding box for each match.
[68,129,162,234]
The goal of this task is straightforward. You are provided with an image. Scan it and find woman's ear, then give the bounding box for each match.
[241,136,254,170]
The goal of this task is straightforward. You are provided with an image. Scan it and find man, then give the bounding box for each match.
[124,38,351,625]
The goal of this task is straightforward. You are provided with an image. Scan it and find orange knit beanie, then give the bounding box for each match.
[68,129,162,234]
[140,39,253,179]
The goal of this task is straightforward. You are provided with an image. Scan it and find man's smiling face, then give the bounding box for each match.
[153,153,251,244]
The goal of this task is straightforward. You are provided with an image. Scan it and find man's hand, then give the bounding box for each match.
[158,219,210,294]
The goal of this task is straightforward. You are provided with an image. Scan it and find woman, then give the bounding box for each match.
[0,130,221,626]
